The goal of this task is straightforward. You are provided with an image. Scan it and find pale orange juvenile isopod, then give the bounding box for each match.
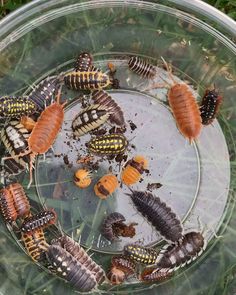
[121,155,148,186]
[94,174,118,199]
[74,169,92,189]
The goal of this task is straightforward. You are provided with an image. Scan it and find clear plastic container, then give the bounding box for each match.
[0,0,236,294]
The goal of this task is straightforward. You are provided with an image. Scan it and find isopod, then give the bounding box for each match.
[123,244,159,265]
[52,235,105,284]
[140,267,173,282]
[6,182,30,217]
[94,174,118,200]
[64,70,115,90]
[22,228,48,261]
[107,255,136,285]
[156,231,205,269]
[87,133,128,155]
[0,96,36,118]
[72,104,110,137]
[121,155,148,186]
[101,212,137,241]
[150,59,202,142]
[91,90,125,126]
[74,169,92,188]
[1,120,31,169]
[128,56,156,79]
[20,116,36,131]
[0,188,18,223]
[46,244,97,292]
[74,52,93,72]
[200,87,223,125]
[8,89,66,188]
[28,76,60,113]
[21,209,57,234]
[0,157,25,178]
[128,190,183,243]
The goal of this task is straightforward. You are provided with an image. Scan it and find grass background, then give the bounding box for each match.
[0,0,236,20]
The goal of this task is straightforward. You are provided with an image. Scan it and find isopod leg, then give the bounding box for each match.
[27,153,36,189]
[3,149,31,160]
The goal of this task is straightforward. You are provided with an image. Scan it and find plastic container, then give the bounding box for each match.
[0,0,236,294]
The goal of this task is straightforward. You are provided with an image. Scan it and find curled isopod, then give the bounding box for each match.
[101,212,137,241]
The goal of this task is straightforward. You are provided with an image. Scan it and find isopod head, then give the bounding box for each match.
[94,174,118,199]
[74,169,92,189]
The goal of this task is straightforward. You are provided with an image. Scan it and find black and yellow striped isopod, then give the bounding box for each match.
[0,96,36,118]
[123,244,159,265]
[87,133,128,156]
[22,228,48,262]
[64,71,113,91]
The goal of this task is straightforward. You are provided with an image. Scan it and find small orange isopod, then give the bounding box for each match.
[94,174,118,199]
[20,116,36,132]
[74,169,92,189]
[121,155,148,186]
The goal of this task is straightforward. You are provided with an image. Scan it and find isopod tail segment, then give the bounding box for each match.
[4,87,67,189]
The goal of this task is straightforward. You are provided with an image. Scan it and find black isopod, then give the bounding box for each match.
[47,244,97,292]
[128,190,183,243]
[156,231,205,269]
[200,88,223,125]
[91,90,125,126]
[52,235,105,284]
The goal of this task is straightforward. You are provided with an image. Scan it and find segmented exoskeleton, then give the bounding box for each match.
[123,244,159,265]
[0,188,18,223]
[0,157,25,178]
[121,155,148,186]
[21,209,57,234]
[72,104,110,137]
[28,76,60,113]
[156,231,205,269]
[91,90,125,126]
[101,212,136,241]
[22,228,48,261]
[64,71,113,90]
[128,56,156,78]
[200,88,223,125]
[52,235,105,284]
[88,133,128,155]
[107,255,136,285]
[0,96,36,118]
[8,89,66,188]
[140,267,173,282]
[75,52,93,72]
[47,244,98,292]
[128,190,183,243]
[6,182,30,217]
[1,121,31,169]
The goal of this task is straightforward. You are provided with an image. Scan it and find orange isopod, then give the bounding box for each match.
[74,169,92,188]
[121,155,148,186]
[152,59,202,143]
[9,89,66,188]
[7,182,30,218]
[94,174,118,200]
[168,83,202,143]
[20,116,36,131]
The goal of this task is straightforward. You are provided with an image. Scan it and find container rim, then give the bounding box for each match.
[0,0,235,38]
